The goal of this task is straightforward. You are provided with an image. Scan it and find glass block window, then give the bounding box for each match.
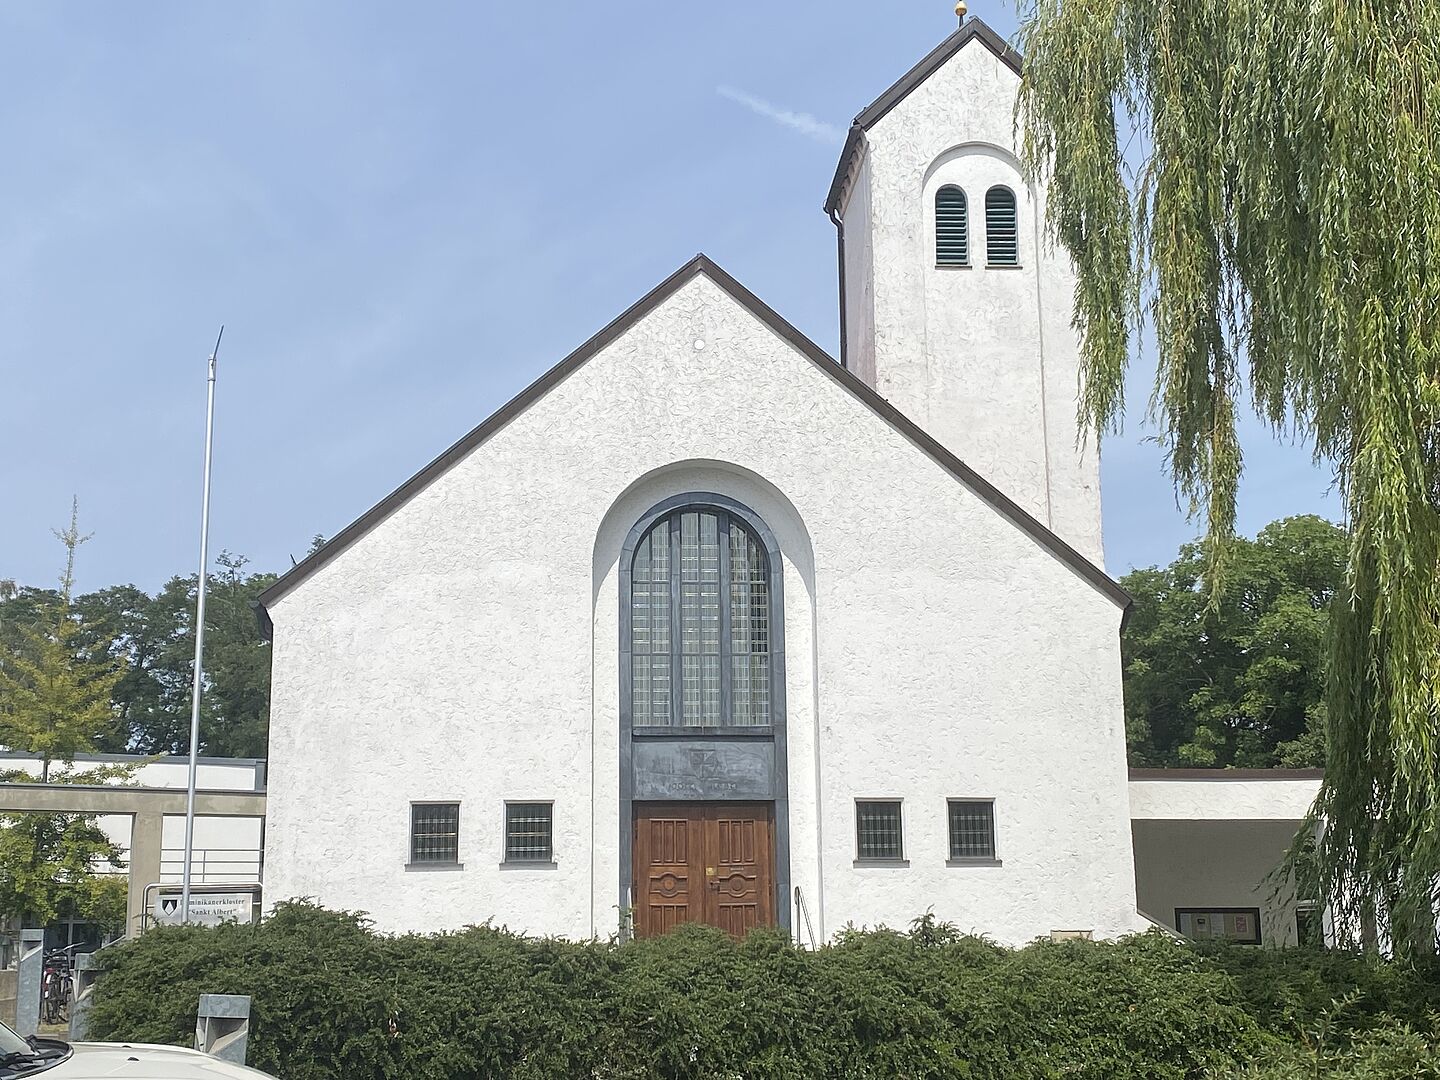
[631,507,771,728]
[947,800,996,860]
[410,803,459,864]
[856,800,904,860]
[935,185,969,265]
[985,185,1019,266]
[504,802,553,862]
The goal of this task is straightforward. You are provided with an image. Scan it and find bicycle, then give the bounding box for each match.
[40,948,76,1025]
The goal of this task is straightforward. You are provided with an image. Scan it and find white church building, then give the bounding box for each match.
[256,20,1320,947]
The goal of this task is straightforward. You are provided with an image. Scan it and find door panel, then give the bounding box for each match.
[633,802,774,938]
[708,810,770,936]
[635,810,704,934]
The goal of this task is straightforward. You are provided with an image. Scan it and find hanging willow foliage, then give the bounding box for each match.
[1016,0,1440,953]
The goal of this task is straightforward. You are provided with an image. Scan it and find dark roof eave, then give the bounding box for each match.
[823,124,865,218]
[1128,768,1326,781]
[257,254,1128,624]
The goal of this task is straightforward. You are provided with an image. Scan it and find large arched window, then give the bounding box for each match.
[935,185,969,265]
[985,185,1019,266]
[631,506,770,729]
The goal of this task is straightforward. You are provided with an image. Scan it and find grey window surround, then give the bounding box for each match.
[629,504,773,732]
[855,799,904,861]
[947,798,998,862]
[503,801,554,864]
[409,801,460,866]
[619,492,791,935]
[405,861,464,872]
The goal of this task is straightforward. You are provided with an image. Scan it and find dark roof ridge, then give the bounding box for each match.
[257,253,1127,629]
[824,17,1023,215]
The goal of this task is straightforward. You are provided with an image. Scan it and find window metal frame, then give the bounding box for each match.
[502,800,555,865]
[945,797,1001,865]
[984,184,1021,268]
[407,800,462,868]
[934,184,970,267]
[624,498,781,736]
[1175,906,1263,945]
[853,798,907,865]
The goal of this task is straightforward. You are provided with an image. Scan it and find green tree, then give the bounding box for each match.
[0,767,130,933]
[1122,515,1345,768]
[0,503,131,933]
[24,551,280,758]
[0,501,124,779]
[1017,0,1439,951]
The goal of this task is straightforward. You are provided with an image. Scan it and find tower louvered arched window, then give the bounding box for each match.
[631,507,771,729]
[985,185,1019,266]
[935,185,969,265]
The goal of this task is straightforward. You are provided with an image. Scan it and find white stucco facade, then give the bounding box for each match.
[263,264,1141,943]
[835,30,1102,564]
[258,22,1319,948]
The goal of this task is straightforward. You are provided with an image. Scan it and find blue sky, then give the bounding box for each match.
[0,2,1339,595]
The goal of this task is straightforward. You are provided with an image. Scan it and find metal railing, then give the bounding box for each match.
[93,846,259,882]
[157,847,262,883]
[794,886,818,950]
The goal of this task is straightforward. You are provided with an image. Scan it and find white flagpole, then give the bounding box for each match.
[181,326,223,925]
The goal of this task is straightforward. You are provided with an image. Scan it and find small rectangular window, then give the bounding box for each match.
[1175,907,1262,945]
[504,802,554,863]
[410,803,459,864]
[1295,904,1322,947]
[947,799,997,861]
[855,800,904,861]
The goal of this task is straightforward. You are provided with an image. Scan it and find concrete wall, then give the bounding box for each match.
[0,754,265,888]
[265,269,1139,945]
[842,37,1102,564]
[1132,819,1308,947]
[0,969,14,1028]
[1129,773,1321,821]
[1128,775,1321,947]
[840,150,876,385]
[0,753,264,793]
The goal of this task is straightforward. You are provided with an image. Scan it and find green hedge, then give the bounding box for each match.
[85,904,1437,1080]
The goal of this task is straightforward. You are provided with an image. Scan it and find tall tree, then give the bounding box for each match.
[1017,0,1439,951]
[0,501,124,779]
[0,503,131,934]
[1122,515,1345,768]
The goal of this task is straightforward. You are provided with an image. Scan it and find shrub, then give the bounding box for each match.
[84,905,1437,1080]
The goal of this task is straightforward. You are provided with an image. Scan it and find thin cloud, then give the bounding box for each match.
[716,85,845,145]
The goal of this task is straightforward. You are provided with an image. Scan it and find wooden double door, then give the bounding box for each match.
[633,802,775,939]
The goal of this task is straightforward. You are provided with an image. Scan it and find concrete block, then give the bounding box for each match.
[195,993,250,1065]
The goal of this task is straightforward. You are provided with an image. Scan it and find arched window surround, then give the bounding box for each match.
[985,184,1020,267]
[934,184,970,267]
[619,492,786,737]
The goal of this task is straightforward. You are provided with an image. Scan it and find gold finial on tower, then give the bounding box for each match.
[955,0,968,20]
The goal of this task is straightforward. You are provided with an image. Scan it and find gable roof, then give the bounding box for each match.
[824,18,1023,215]
[256,254,1126,631]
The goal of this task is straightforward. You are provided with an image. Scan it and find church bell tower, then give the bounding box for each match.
[825,18,1103,564]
